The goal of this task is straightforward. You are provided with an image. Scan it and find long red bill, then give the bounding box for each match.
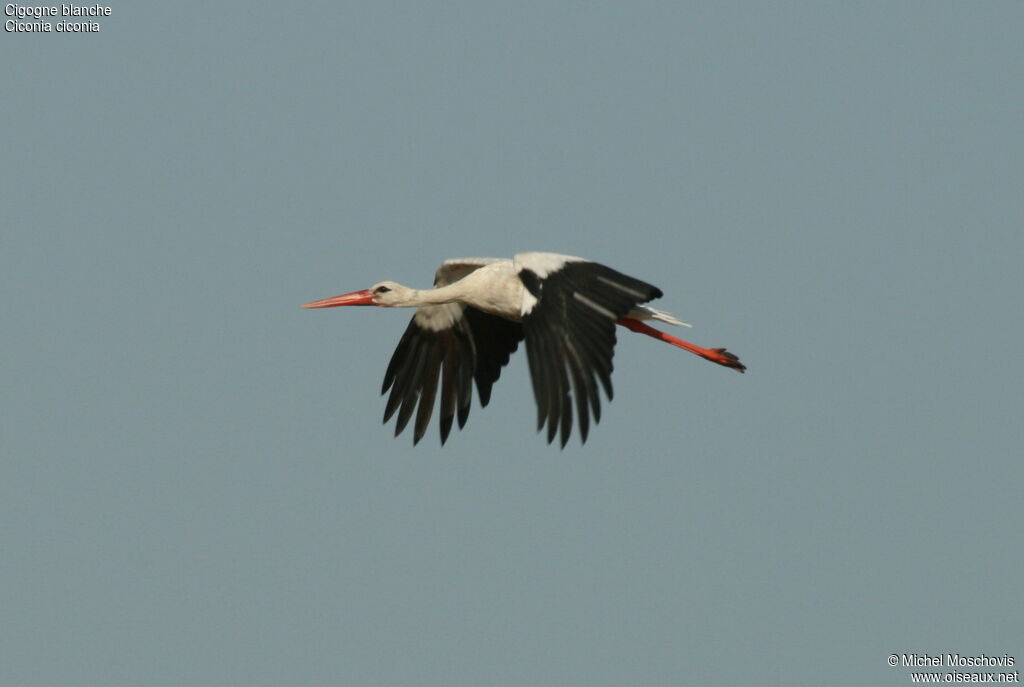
[301,289,375,308]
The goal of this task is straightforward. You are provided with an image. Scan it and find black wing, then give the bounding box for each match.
[518,261,662,447]
[381,305,523,445]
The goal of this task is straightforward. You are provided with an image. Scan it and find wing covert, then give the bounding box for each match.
[434,258,508,287]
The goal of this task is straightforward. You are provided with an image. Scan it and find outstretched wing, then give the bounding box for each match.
[382,261,523,445]
[513,253,663,448]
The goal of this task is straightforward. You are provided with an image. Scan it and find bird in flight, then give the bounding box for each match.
[303,252,745,447]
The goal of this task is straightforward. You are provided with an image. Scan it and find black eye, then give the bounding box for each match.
[374,286,391,294]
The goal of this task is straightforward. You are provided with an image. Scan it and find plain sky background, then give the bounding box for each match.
[2,3,1022,685]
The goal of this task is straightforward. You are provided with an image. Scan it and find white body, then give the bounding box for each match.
[374,254,690,330]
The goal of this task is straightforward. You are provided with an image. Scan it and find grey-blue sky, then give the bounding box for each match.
[2,3,1021,685]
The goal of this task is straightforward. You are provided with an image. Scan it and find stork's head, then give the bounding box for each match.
[301,281,417,309]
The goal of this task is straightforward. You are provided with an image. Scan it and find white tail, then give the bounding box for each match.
[629,305,692,328]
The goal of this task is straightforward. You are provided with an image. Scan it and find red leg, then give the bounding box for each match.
[617,318,746,372]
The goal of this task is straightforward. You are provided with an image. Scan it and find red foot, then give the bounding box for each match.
[617,318,746,373]
[701,347,746,372]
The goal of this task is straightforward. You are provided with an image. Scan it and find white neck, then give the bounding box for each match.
[401,281,469,308]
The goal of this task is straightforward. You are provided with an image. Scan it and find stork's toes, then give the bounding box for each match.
[708,348,746,373]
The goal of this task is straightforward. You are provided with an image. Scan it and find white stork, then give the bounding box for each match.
[303,252,744,447]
